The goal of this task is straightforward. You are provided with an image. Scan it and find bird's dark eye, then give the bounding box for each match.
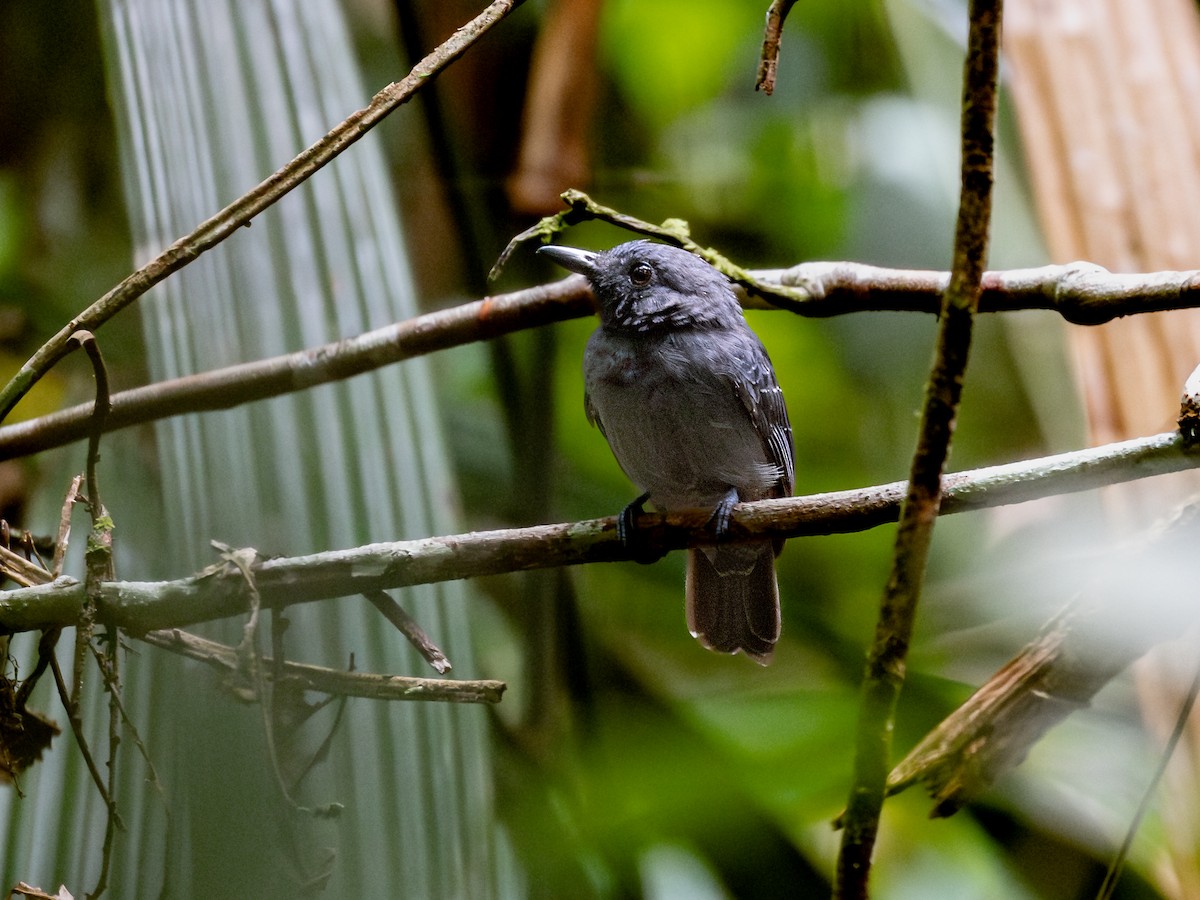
[630,262,653,286]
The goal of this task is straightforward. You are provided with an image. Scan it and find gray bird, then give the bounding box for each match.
[538,240,794,664]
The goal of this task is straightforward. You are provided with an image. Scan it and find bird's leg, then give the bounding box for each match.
[617,492,651,544]
[708,487,741,540]
[617,492,666,564]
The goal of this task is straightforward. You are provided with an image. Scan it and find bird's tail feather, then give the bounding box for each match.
[685,542,780,665]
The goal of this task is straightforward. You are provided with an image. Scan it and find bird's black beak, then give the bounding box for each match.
[537,244,599,279]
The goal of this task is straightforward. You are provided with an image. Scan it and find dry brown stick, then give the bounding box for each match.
[362,589,451,674]
[887,501,1200,816]
[0,0,529,426]
[756,0,799,94]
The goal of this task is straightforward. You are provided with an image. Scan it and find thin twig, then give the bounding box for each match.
[14,627,62,710]
[0,279,591,460]
[493,189,812,307]
[220,545,303,811]
[89,628,120,900]
[140,628,504,704]
[67,331,111,513]
[0,0,529,427]
[11,883,76,900]
[0,430,1190,636]
[51,475,85,577]
[756,0,799,94]
[50,654,123,833]
[836,2,1003,896]
[1098,659,1200,900]
[0,543,56,588]
[66,329,119,900]
[363,589,451,673]
[10,476,85,722]
[85,640,173,899]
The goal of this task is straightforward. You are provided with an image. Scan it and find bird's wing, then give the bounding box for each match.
[731,335,795,498]
[584,389,608,439]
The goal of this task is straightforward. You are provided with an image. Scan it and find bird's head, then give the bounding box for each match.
[538,240,743,333]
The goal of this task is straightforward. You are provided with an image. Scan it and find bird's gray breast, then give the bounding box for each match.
[583,328,780,510]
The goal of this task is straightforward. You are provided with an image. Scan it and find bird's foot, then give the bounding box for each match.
[618,492,666,564]
[707,488,741,541]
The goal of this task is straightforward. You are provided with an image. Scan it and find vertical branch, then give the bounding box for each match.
[835,1,1003,896]
[68,331,112,512]
[67,330,122,900]
[755,0,799,94]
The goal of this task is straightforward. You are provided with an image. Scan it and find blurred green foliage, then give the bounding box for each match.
[0,0,1168,897]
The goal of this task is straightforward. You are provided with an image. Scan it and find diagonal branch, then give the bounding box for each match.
[0,278,591,461]
[0,0,529,427]
[887,501,1200,817]
[3,263,1199,461]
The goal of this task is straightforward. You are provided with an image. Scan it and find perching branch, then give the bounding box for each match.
[0,0,529,427]
[0,430,1189,637]
[3,262,1199,461]
[837,2,1003,895]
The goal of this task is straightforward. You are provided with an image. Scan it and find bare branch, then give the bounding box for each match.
[756,0,799,95]
[50,654,122,836]
[0,279,591,461]
[141,629,504,705]
[3,262,1198,462]
[362,589,451,674]
[495,189,821,307]
[0,430,1189,636]
[764,260,1200,324]
[65,331,110,513]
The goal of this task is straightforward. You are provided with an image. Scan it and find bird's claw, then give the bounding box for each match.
[708,488,740,541]
[618,492,666,564]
